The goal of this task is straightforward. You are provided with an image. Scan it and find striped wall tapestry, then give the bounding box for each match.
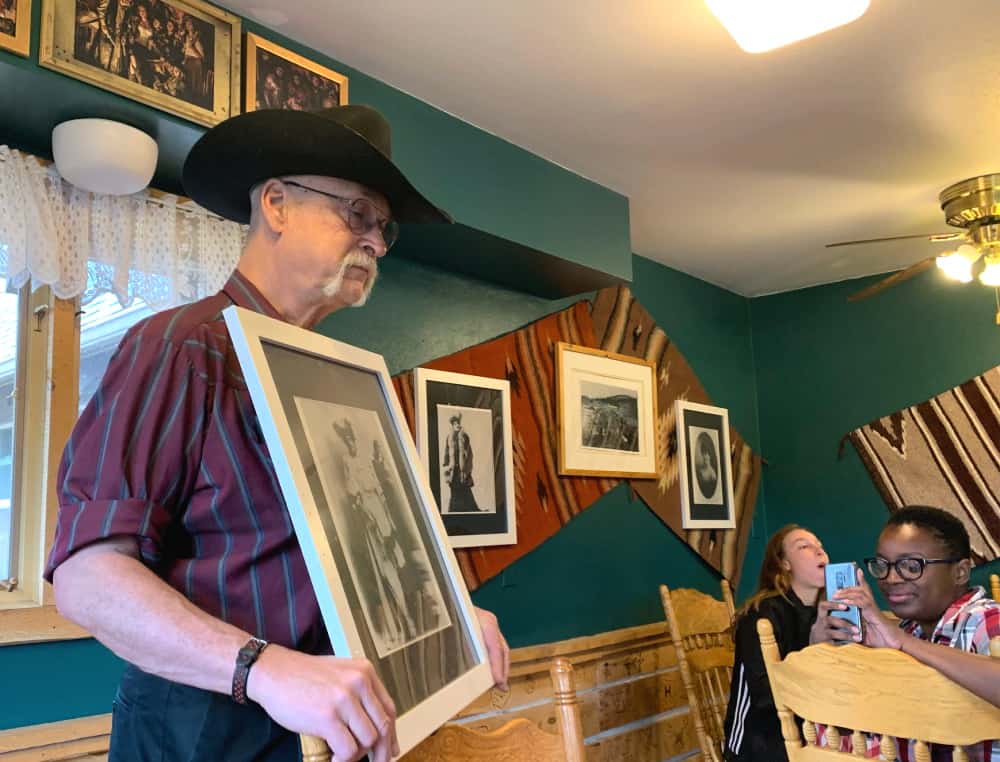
[849,368,1000,563]
[391,287,762,590]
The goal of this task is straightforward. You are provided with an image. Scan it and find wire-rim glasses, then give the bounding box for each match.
[282,180,399,250]
[864,556,963,581]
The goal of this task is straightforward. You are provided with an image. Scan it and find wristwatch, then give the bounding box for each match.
[231,636,269,705]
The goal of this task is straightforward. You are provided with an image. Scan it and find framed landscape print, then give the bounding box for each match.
[243,31,348,112]
[40,0,240,126]
[223,306,493,755]
[0,0,31,57]
[556,342,659,478]
[414,368,516,549]
[675,399,736,529]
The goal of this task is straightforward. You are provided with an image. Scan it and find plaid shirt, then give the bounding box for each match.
[828,587,1000,761]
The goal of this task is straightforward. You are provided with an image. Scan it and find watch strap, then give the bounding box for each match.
[231,636,269,705]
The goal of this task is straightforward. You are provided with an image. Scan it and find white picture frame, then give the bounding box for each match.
[675,399,736,529]
[556,342,659,478]
[414,368,517,549]
[223,306,493,755]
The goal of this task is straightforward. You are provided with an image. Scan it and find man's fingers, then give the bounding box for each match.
[363,670,399,757]
[324,722,362,762]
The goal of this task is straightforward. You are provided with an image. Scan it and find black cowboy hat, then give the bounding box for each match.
[182,104,451,225]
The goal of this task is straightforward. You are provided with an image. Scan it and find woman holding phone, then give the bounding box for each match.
[723,524,829,761]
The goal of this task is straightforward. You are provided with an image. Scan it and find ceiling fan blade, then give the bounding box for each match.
[826,232,965,248]
[847,257,938,302]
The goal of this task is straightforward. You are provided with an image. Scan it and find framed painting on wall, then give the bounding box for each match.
[243,31,348,112]
[0,0,31,57]
[414,368,516,549]
[556,341,659,479]
[223,306,493,756]
[40,0,241,126]
[676,399,736,529]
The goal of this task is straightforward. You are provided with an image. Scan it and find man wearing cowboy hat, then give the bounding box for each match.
[45,105,510,762]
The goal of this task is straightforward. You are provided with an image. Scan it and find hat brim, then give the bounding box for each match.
[181,109,451,225]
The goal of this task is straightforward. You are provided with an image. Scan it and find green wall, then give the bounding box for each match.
[750,269,1000,590]
[0,253,757,730]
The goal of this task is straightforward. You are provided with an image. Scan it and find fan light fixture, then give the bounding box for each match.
[705,0,870,53]
[936,244,979,284]
[979,256,1000,287]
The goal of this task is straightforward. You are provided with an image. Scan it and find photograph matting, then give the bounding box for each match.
[676,399,736,529]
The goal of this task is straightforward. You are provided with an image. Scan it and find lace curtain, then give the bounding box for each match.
[0,145,245,309]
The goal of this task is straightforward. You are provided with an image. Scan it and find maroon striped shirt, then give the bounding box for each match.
[45,271,329,653]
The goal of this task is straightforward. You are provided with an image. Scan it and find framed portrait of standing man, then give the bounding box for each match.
[223,306,493,755]
[675,399,736,529]
[414,368,517,549]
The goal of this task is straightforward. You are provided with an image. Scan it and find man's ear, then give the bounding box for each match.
[258,178,290,234]
[954,558,972,585]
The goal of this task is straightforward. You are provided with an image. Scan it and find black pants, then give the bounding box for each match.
[109,664,301,762]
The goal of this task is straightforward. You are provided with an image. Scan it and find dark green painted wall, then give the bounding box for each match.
[750,270,1000,591]
[0,253,757,730]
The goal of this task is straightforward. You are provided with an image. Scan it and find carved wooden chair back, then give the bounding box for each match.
[756,618,1000,761]
[659,579,736,762]
[301,658,586,762]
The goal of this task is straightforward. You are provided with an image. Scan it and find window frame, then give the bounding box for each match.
[0,288,89,644]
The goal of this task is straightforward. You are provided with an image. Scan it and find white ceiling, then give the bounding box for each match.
[224,0,1000,296]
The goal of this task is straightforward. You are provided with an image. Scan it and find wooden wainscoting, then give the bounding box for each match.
[0,622,700,761]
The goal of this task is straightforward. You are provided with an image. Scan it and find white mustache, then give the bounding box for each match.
[322,250,379,306]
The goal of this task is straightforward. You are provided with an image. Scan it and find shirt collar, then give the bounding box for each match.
[222,270,283,319]
[901,586,983,639]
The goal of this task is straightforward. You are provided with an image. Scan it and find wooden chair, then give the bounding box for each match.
[300,658,585,762]
[756,618,1000,761]
[990,573,999,601]
[659,579,736,762]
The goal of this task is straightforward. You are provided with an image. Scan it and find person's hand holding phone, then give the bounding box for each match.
[830,568,903,650]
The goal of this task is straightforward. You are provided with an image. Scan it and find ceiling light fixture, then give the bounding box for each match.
[705,0,871,53]
[936,244,979,284]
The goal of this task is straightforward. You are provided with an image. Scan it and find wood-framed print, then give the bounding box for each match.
[40,0,241,127]
[0,0,32,57]
[413,368,516,549]
[243,31,348,112]
[223,306,493,755]
[675,400,736,529]
[556,342,659,478]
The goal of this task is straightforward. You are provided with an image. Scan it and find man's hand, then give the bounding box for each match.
[475,607,510,690]
[831,569,903,650]
[247,645,398,762]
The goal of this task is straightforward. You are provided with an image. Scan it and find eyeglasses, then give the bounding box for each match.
[282,180,399,250]
[864,556,963,581]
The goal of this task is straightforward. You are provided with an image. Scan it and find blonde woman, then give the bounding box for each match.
[723,525,829,761]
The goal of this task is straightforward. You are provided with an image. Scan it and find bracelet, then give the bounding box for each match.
[232,636,269,705]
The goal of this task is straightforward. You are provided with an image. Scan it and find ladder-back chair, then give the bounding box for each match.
[301,658,586,762]
[757,618,1000,761]
[659,579,736,762]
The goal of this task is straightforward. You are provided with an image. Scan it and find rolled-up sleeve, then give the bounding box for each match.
[45,318,207,580]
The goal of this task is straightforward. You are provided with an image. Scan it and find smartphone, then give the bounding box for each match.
[824,561,863,639]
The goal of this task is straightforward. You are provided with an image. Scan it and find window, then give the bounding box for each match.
[0,272,153,640]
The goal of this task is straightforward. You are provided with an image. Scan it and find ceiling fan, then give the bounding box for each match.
[826,173,1000,308]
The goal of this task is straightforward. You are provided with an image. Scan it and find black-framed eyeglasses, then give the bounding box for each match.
[864,556,963,581]
[282,180,399,250]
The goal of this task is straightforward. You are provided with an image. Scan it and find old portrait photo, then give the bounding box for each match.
[295,397,451,659]
[676,399,735,529]
[435,404,496,515]
[689,426,723,505]
[580,379,639,452]
[71,0,217,109]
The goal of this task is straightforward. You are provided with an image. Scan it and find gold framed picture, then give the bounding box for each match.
[0,0,32,57]
[556,342,660,479]
[40,0,241,127]
[244,32,347,112]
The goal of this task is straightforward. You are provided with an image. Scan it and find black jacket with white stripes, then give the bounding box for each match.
[722,589,817,762]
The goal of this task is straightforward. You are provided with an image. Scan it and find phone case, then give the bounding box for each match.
[824,561,863,631]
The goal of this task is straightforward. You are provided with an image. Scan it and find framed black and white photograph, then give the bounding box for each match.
[556,342,659,478]
[224,306,493,755]
[675,399,736,529]
[414,368,516,548]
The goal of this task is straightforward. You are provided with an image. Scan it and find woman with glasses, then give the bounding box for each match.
[816,505,1000,747]
[723,524,829,761]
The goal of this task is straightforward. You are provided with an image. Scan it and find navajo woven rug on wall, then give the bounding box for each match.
[392,287,762,591]
[849,369,1000,563]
